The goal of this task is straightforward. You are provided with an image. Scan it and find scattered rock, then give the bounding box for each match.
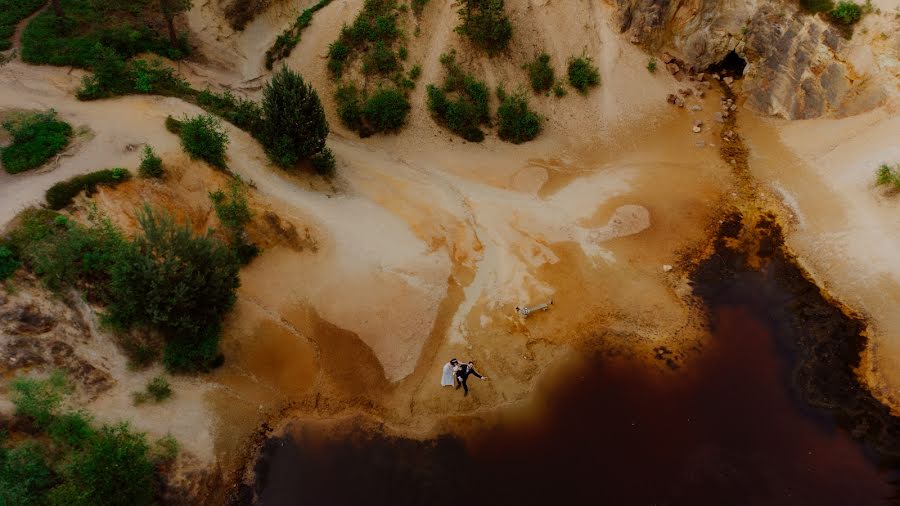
[692,126,702,133]
[712,73,721,80]
[697,73,706,82]
[675,97,685,107]
[666,94,677,104]
[714,112,724,123]
[693,119,703,127]
[724,76,734,85]
[662,264,674,272]
[662,52,675,64]
[667,62,681,75]
[730,104,738,111]
[697,90,705,98]
[689,105,702,112]
[630,34,640,44]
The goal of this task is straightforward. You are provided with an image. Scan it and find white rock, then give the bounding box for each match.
[663,264,673,272]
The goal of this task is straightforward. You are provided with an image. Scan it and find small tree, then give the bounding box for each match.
[567,56,600,94]
[456,0,513,55]
[497,89,542,144]
[138,146,163,178]
[261,67,329,168]
[159,0,193,47]
[179,114,229,169]
[526,53,554,93]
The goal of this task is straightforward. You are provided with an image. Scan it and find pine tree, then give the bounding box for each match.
[261,66,329,168]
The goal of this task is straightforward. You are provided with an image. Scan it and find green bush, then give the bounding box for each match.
[260,67,329,168]
[456,0,512,55]
[5,208,126,293]
[45,168,131,210]
[335,83,365,132]
[0,246,19,280]
[49,423,155,506]
[0,441,54,505]
[133,376,172,405]
[179,114,229,169]
[363,41,400,75]
[364,88,411,133]
[412,0,429,15]
[526,53,554,93]
[327,40,351,76]
[165,115,182,134]
[568,56,600,94]
[77,46,190,101]
[876,164,900,189]
[409,64,422,81]
[138,146,163,178]
[311,147,336,176]
[9,372,68,429]
[647,58,658,73]
[209,179,258,263]
[196,88,264,135]
[21,0,186,68]
[553,82,567,97]
[3,373,167,506]
[831,1,862,23]
[427,52,491,142]
[497,89,542,144]
[107,206,240,372]
[0,0,45,51]
[1,111,73,174]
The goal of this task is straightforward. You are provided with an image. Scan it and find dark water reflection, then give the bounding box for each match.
[250,268,896,506]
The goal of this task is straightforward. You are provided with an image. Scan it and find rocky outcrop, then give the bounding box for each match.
[613,0,891,119]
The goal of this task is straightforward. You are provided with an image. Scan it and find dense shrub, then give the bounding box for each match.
[165,115,182,134]
[77,47,190,101]
[210,179,259,264]
[4,209,126,293]
[138,146,163,178]
[2,373,169,506]
[196,88,264,135]
[0,245,19,280]
[311,147,336,176]
[831,1,862,24]
[568,56,600,94]
[1,111,73,174]
[497,90,542,144]
[363,41,400,75]
[526,53,554,93]
[427,52,490,142]
[364,88,411,133]
[178,114,229,169]
[456,0,513,55]
[132,376,172,405]
[0,0,45,51]
[876,164,900,189]
[327,0,402,78]
[335,83,365,132]
[21,0,186,68]
[265,0,335,69]
[45,168,131,210]
[647,58,658,73]
[107,206,240,372]
[260,67,329,167]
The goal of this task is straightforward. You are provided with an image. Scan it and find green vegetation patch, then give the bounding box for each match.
[335,83,410,137]
[1,111,73,174]
[876,163,900,190]
[265,0,335,69]
[45,168,131,210]
[1,373,173,506]
[456,0,513,55]
[526,53,555,93]
[0,0,44,51]
[567,56,600,94]
[138,145,163,178]
[260,67,330,168]
[210,179,259,264]
[327,0,402,78]
[21,0,187,68]
[496,88,542,144]
[426,51,491,142]
[0,245,19,280]
[830,1,862,24]
[132,375,173,405]
[178,114,230,169]
[77,50,191,101]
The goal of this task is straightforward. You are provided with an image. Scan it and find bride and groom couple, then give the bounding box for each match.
[441,358,487,396]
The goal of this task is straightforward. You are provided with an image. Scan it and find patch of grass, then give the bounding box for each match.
[1,111,73,174]
[0,245,20,281]
[567,55,600,94]
[210,179,259,264]
[426,51,491,142]
[363,41,400,75]
[526,53,554,93]
[496,88,542,144]
[21,0,187,68]
[0,0,45,51]
[311,147,336,176]
[456,0,512,55]
[831,1,862,24]
[328,0,401,78]
[178,114,229,169]
[138,146,163,178]
[553,82,567,98]
[45,168,131,210]
[876,164,900,190]
[265,0,335,69]
[335,83,410,136]
[132,375,172,405]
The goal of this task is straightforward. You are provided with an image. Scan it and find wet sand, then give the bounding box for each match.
[243,216,897,506]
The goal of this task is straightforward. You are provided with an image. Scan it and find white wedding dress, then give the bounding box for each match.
[441,362,454,386]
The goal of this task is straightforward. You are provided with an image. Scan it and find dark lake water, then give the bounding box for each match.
[246,229,898,506]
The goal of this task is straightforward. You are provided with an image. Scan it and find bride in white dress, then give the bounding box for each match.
[441,358,459,386]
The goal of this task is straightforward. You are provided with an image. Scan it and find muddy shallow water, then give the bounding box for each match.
[243,215,900,506]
